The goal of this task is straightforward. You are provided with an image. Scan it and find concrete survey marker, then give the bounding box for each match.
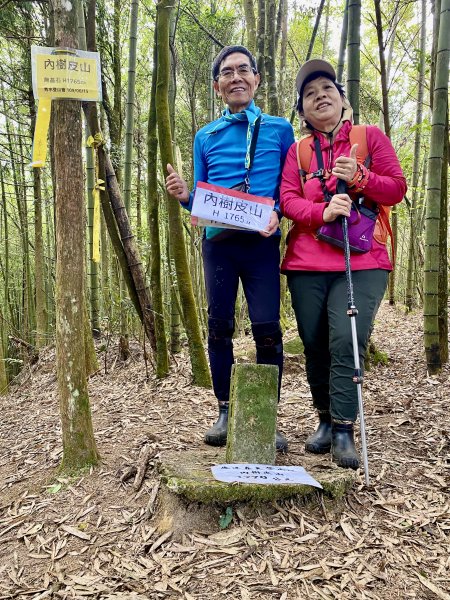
[226,363,278,465]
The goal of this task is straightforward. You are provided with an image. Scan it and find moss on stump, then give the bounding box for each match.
[226,364,278,465]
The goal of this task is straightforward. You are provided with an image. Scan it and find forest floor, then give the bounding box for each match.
[0,302,449,600]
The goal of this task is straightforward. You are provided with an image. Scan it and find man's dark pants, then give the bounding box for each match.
[202,233,283,403]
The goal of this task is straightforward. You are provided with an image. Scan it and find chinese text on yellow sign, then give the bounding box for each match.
[31,45,102,101]
[30,45,102,168]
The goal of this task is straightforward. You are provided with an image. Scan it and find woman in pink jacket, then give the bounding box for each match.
[280,59,406,470]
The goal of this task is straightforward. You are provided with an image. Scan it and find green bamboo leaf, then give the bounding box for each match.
[47,483,62,494]
[219,506,233,529]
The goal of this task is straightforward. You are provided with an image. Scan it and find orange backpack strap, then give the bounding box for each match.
[296,135,314,195]
[377,205,395,265]
[349,125,369,166]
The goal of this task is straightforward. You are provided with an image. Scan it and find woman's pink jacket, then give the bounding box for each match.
[280,121,407,272]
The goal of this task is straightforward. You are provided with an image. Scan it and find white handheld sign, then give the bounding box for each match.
[191,182,274,232]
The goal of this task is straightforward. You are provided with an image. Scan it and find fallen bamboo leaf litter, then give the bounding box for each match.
[0,303,449,599]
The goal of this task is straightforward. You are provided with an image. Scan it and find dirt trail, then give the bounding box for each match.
[0,303,448,599]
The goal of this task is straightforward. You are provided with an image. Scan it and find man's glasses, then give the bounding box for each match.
[217,65,257,80]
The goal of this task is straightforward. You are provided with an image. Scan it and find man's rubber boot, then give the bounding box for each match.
[204,403,229,447]
[305,411,332,454]
[204,403,288,451]
[331,422,359,470]
[276,430,288,453]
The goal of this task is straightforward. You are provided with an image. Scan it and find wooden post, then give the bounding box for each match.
[226,364,278,465]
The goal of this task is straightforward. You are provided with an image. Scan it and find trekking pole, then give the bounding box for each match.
[337,179,370,486]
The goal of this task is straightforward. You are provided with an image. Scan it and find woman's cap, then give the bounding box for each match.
[296,59,336,95]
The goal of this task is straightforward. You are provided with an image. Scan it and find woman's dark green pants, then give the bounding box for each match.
[287,269,388,422]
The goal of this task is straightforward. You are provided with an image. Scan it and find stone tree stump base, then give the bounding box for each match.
[157,448,356,504]
[157,364,356,509]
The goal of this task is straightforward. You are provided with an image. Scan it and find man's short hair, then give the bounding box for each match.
[212,45,258,81]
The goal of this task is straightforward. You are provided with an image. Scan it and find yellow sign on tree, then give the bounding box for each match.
[31,45,102,101]
[30,45,102,168]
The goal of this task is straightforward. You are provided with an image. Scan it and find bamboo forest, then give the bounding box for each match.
[0,0,449,598]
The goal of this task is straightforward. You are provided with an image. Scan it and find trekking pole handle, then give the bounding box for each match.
[336,179,347,195]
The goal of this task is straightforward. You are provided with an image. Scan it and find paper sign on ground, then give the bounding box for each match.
[211,464,322,488]
[191,182,274,232]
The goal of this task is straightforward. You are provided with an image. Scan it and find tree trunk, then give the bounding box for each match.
[242,0,257,55]
[32,162,48,348]
[321,0,330,58]
[86,142,100,333]
[104,154,157,353]
[51,0,99,471]
[111,0,123,180]
[0,307,8,395]
[274,0,284,55]
[18,134,35,336]
[148,29,169,378]
[136,112,143,240]
[278,0,288,115]
[26,42,47,348]
[123,0,139,215]
[336,0,349,83]
[265,0,278,115]
[423,0,449,373]
[100,210,110,322]
[306,0,326,61]
[77,0,100,341]
[4,103,31,341]
[437,106,448,363]
[346,0,361,123]
[0,165,11,325]
[374,0,390,137]
[207,3,217,123]
[405,0,426,312]
[156,0,211,388]
[374,0,397,303]
[255,0,266,110]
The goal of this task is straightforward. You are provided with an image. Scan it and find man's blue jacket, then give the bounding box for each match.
[184,101,295,239]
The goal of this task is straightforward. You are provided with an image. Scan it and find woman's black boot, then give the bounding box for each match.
[204,402,229,446]
[331,421,359,470]
[305,411,332,454]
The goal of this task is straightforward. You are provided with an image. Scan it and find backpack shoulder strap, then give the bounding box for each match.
[349,125,370,166]
[296,135,314,195]
[297,135,314,171]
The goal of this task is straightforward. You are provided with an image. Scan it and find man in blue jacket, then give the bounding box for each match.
[166,45,294,451]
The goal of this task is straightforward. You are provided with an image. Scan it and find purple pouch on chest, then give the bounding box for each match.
[317,204,378,254]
